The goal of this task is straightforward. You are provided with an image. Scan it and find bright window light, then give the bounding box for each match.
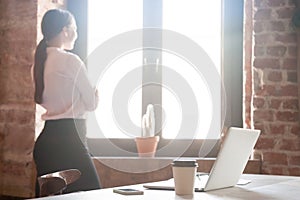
[87,0,142,138]
[162,0,221,139]
[87,0,221,139]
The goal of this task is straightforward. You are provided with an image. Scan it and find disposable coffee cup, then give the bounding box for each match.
[172,160,198,195]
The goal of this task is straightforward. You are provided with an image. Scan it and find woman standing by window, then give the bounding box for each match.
[32,9,101,195]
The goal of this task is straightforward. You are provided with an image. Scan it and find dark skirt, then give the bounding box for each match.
[33,119,101,195]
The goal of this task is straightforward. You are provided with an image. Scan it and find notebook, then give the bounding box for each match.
[143,127,261,192]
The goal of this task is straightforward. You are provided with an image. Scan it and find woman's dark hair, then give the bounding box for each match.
[33,9,74,103]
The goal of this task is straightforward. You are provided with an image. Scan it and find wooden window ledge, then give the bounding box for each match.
[92,157,262,188]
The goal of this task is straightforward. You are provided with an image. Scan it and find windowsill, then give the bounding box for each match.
[93,156,261,173]
[94,157,215,173]
[92,157,262,188]
[88,138,221,157]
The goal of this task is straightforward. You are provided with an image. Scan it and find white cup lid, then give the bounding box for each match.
[172,160,198,167]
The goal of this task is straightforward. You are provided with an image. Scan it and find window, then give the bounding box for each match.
[87,0,221,140]
[68,0,244,157]
[87,0,142,139]
[161,0,221,139]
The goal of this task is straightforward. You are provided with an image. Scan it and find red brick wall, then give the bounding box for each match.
[0,0,37,197]
[0,0,66,198]
[250,0,300,176]
[244,0,254,128]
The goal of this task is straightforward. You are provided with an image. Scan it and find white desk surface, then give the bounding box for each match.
[29,174,300,200]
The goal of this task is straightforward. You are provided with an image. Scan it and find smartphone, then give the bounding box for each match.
[113,188,144,195]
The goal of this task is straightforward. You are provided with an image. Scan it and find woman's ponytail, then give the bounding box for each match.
[33,9,73,104]
[33,38,47,104]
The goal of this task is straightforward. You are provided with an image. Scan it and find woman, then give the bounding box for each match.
[32,9,101,195]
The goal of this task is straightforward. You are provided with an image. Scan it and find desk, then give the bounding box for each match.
[28,174,300,200]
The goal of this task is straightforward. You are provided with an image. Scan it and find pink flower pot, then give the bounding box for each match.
[135,136,160,157]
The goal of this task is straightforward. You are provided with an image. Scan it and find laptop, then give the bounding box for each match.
[143,127,261,192]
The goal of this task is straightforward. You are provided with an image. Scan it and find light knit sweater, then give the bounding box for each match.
[40,47,98,120]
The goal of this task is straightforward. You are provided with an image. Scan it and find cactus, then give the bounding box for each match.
[141,104,155,137]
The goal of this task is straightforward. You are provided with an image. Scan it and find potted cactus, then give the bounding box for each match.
[135,104,160,157]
